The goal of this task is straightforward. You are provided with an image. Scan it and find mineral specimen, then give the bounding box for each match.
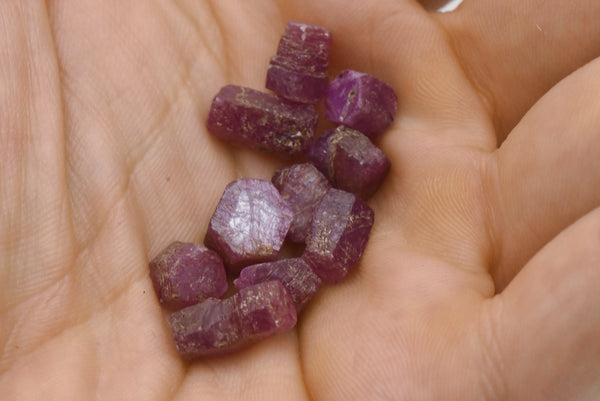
[204,178,294,272]
[324,70,398,140]
[206,85,318,156]
[170,280,297,359]
[303,189,374,284]
[266,21,332,104]
[234,258,322,311]
[271,163,331,242]
[308,126,390,199]
[149,241,227,310]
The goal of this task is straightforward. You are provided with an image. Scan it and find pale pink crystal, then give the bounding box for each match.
[204,178,294,272]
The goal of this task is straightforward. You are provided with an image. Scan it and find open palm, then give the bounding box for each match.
[2,0,600,400]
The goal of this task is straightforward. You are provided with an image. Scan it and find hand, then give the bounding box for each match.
[1,1,599,399]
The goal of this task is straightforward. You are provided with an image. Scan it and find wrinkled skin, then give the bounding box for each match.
[1,1,600,400]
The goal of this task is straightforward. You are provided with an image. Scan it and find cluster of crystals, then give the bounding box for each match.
[149,21,399,360]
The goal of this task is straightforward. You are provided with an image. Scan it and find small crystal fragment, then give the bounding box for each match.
[170,281,297,359]
[204,178,294,272]
[324,70,398,140]
[206,85,318,156]
[234,258,322,311]
[266,22,332,104]
[271,163,331,242]
[149,241,227,310]
[302,189,374,284]
[308,126,390,199]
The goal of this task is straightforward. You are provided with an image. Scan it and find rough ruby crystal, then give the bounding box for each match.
[308,126,390,199]
[234,258,322,312]
[149,241,227,310]
[204,178,294,272]
[170,280,297,359]
[206,85,318,156]
[271,163,331,242]
[266,22,332,104]
[302,189,374,284]
[324,70,398,140]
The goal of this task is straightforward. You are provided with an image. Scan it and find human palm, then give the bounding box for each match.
[2,0,600,400]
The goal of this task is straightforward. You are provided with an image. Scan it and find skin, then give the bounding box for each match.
[1,0,599,399]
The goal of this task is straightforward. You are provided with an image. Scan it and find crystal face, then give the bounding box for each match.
[324,70,398,140]
[234,258,322,311]
[149,241,227,310]
[204,179,294,272]
[266,22,332,104]
[206,85,318,156]
[271,163,331,242]
[308,126,390,199]
[302,189,375,284]
[170,280,297,359]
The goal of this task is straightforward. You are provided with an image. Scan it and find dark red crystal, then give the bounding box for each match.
[149,241,227,310]
[170,280,297,359]
[234,258,322,312]
[266,22,332,104]
[324,70,398,140]
[271,163,331,242]
[302,189,374,284]
[308,126,390,199]
[206,85,318,156]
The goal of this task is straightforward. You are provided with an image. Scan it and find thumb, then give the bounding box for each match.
[481,207,600,400]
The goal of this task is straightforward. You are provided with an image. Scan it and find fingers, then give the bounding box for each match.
[485,56,600,289]
[277,0,496,150]
[479,207,600,400]
[439,0,600,141]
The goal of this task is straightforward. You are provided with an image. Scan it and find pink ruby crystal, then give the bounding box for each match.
[266,22,332,104]
[204,178,294,272]
[302,189,374,284]
[271,163,331,242]
[170,280,296,359]
[324,70,398,140]
[234,258,322,312]
[206,85,318,156]
[149,241,227,310]
[308,126,390,199]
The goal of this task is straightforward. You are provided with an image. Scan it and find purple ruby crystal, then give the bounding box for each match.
[308,126,390,199]
[206,85,318,156]
[170,280,297,359]
[149,241,227,310]
[204,178,294,272]
[266,22,332,104]
[324,70,398,140]
[234,258,322,311]
[302,189,374,284]
[272,163,331,242]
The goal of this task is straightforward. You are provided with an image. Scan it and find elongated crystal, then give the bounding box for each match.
[170,281,297,359]
[149,241,227,310]
[308,126,390,199]
[271,163,331,242]
[303,189,374,284]
[204,178,294,272]
[266,22,332,104]
[324,70,398,140]
[206,85,318,156]
[234,258,322,311]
